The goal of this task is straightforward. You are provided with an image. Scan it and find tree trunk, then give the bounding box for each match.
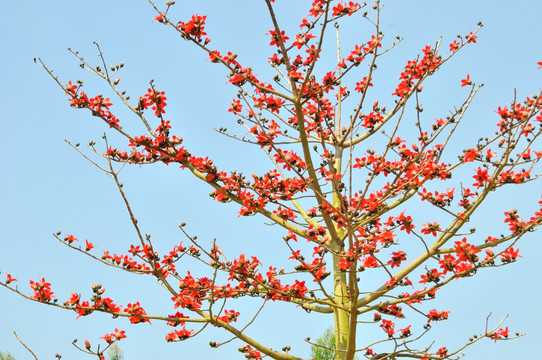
[333,255,351,360]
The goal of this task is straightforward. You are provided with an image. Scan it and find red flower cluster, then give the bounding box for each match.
[165,328,194,342]
[216,309,240,324]
[427,309,450,322]
[393,46,441,98]
[100,328,126,344]
[124,302,150,324]
[66,87,120,128]
[332,2,360,17]
[138,88,167,117]
[29,278,54,303]
[239,345,262,360]
[178,14,207,40]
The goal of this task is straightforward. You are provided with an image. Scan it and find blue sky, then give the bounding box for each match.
[1,1,541,359]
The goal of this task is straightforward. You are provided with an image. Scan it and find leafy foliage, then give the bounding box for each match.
[0,352,16,360]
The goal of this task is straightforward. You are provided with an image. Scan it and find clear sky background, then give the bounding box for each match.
[1,1,541,359]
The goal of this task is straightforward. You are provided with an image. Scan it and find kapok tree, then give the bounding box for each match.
[2,1,542,359]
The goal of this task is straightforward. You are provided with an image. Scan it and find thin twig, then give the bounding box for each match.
[14,332,39,360]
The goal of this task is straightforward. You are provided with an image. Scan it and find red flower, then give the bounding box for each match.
[267,29,289,47]
[421,222,441,237]
[427,309,450,322]
[268,53,282,65]
[309,0,326,17]
[399,325,412,338]
[208,50,222,63]
[288,70,304,82]
[65,234,78,244]
[461,74,472,87]
[113,328,126,340]
[472,167,489,188]
[385,277,397,288]
[380,319,395,337]
[492,326,509,341]
[228,99,243,115]
[397,211,415,234]
[387,251,406,268]
[216,309,240,323]
[153,13,164,23]
[85,240,96,251]
[449,40,460,52]
[419,268,442,284]
[368,35,382,49]
[65,81,78,95]
[500,247,521,263]
[466,31,478,43]
[5,273,17,284]
[499,326,509,337]
[293,33,316,49]
[100,332,112,344]
[354,76,373,93]
[436,347,448,357]
[66,292,81,305]
[454,238,481,263]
